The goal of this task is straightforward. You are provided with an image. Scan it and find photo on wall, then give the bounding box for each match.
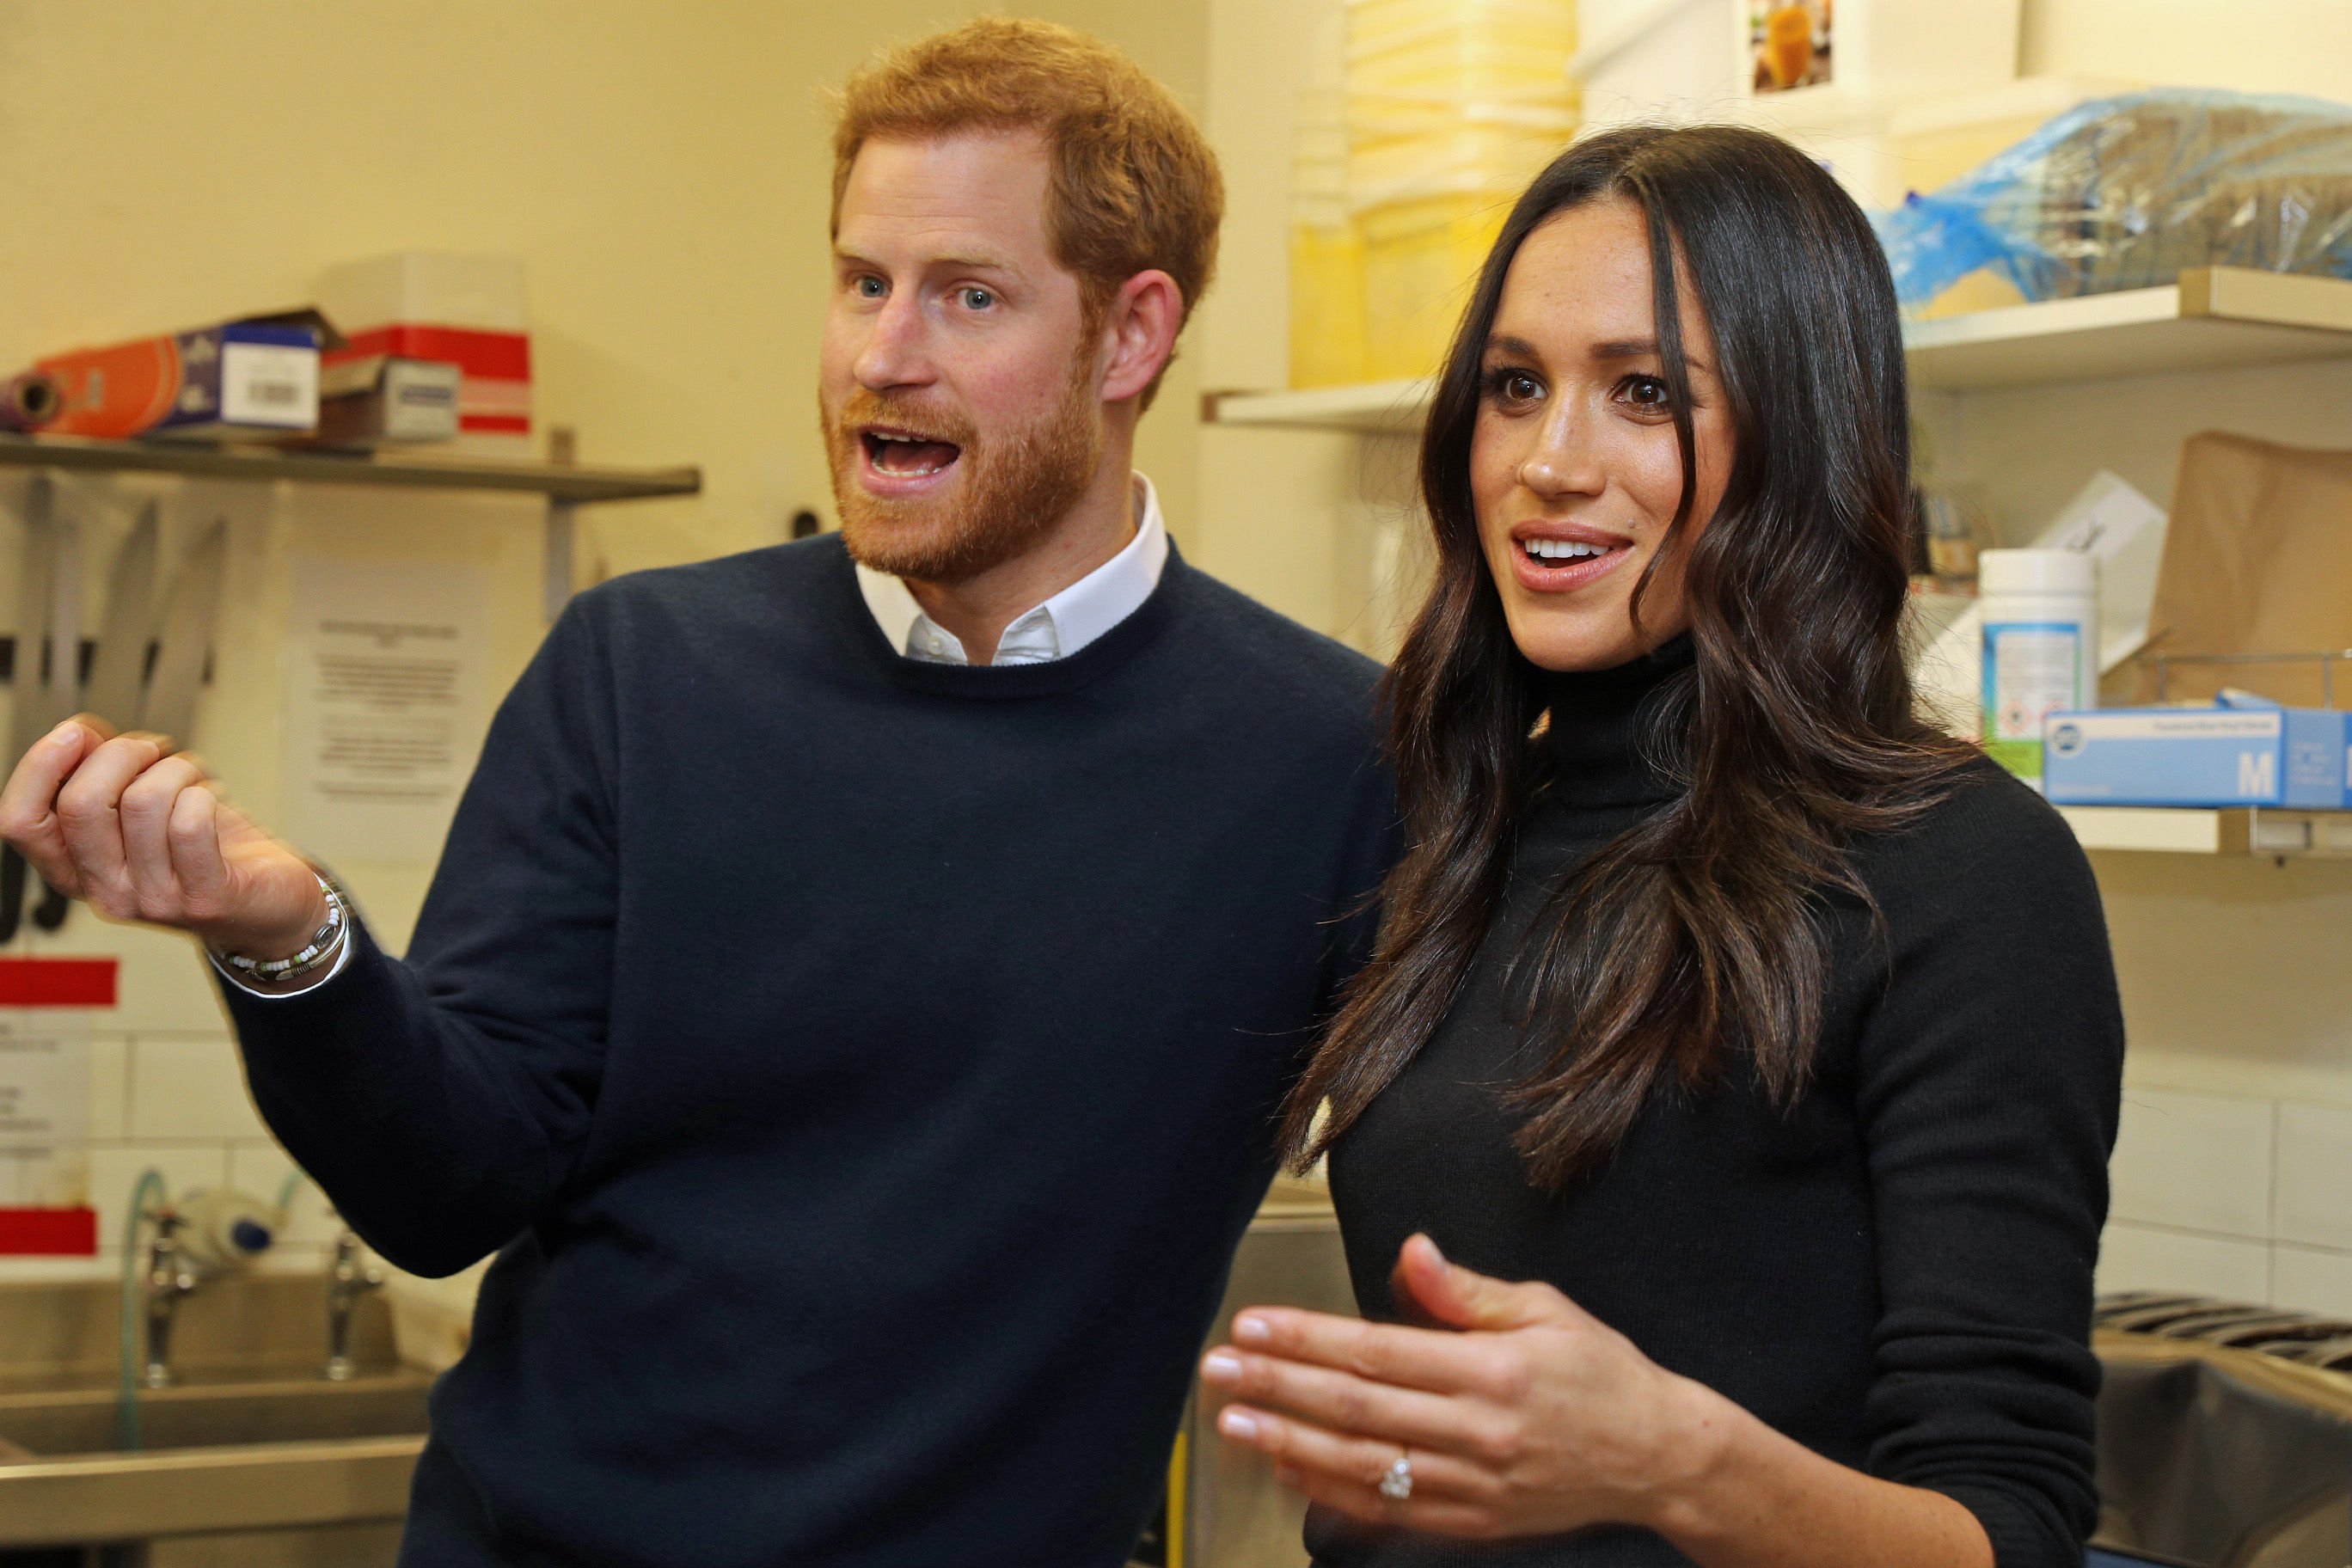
[1749,0,1833,91]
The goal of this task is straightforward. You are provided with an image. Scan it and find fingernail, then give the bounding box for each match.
[1201,1351,1243,1385]
[1218,1407,1259,1440]
[1234,1315,1271,1345]
[1419,1234,1449,1266]
[47,722,79,747]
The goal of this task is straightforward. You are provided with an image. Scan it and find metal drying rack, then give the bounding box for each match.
[2143,648,2351,707]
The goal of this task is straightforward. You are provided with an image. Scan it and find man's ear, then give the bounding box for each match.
[1098,270,1184,406]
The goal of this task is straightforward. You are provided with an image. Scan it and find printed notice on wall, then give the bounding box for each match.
[284,558,493,863]
[0,1023,89,1155]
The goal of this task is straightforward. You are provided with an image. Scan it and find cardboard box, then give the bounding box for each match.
[2043,699,2352,809]
[35,309,333,440]
[315,355,462,445]
[318,254,530,441]
[2126,432,2352,709]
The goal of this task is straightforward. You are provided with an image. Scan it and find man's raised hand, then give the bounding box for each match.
[0,719,327,959]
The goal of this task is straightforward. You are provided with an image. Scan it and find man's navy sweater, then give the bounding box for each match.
[218,535,1397,1568]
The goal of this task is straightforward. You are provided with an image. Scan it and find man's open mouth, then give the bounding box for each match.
[861,426,963,478]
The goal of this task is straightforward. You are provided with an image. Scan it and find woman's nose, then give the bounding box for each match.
[1518,409,1605,499]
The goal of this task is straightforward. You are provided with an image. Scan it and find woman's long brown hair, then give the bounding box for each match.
[1282,126,1973,1191]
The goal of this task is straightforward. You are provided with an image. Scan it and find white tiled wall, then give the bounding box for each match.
[2274,1103,2352,1253]
[1,920,428,1279]
[2098,1086,2352,1317]
[8,1010,338,1281]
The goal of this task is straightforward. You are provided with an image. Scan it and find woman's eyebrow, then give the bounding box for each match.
[1590,336,1714,374]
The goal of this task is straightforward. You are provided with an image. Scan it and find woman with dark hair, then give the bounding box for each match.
[1197,126,2124,1567]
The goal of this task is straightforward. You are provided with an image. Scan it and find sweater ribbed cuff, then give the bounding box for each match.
[1929,1481,2078,1568]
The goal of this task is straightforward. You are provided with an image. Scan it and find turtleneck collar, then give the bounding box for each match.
[1540,634,1694,811]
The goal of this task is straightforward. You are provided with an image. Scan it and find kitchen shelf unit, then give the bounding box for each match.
[0,432,703,622]
[1201,266,2352,433]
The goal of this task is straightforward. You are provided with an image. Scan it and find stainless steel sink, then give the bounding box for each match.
[0,1373,432,1455]
[0,1274,431,1553]
[2094,1331,2352,1568]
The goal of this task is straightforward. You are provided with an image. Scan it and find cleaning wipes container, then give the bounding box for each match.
[1979,548,2098,787]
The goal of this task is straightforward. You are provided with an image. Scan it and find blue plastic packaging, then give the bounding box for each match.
[1874,89,2352,309]
[2043,693,2352,810]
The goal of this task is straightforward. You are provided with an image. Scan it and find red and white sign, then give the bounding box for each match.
[0,957,117,1256]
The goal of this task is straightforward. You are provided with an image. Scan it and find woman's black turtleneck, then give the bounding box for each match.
[1313,640,2125,1568]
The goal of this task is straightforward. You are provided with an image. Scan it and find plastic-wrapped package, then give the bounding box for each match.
[1875,89,2352,309]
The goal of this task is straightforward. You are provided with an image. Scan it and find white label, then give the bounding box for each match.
[2067,710,2283,741]
[1985,623,2082,741]
[220,342,319,427]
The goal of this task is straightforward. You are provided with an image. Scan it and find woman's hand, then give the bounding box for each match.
[1201,1234,1994,1568]
[1198,1233,1723,1537]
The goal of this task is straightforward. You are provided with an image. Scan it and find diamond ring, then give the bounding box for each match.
[1378,1452,1413,1501]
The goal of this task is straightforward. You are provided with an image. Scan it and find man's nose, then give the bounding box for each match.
[854,294,937,394]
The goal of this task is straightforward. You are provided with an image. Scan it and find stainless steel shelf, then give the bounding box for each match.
[1907,266,2352,391]
[0,433,700,505]
[1204,266,2352,432]
[1202,377,1430,437]
[2059,805,2352,859]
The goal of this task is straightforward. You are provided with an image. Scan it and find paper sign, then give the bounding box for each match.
[283,557,493,863]
[0,1025,89,1153]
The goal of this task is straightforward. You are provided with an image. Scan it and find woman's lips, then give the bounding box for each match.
[1507,525,1633,594]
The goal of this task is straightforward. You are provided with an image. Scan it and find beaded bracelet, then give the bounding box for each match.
[217,873,347,983]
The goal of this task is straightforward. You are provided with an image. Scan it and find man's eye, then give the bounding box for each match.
[854,276,885,299]
[960,287,995,310]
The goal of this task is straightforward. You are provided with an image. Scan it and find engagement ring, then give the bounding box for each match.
[1379,1452,1413,1501]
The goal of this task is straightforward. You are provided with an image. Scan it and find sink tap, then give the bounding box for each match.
[323,1228,384,1382]
[143,1212,199,1389]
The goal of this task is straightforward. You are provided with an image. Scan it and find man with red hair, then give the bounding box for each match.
[3,18,1393,1568]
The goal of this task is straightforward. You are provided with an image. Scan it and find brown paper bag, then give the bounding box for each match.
[2127,432,2352,707]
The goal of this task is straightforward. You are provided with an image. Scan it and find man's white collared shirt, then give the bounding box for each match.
[853,475,1168,665]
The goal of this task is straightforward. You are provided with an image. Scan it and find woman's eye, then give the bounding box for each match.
[959,287,995,310]
[1485,369,1543,407]
[1618,374,1673,410]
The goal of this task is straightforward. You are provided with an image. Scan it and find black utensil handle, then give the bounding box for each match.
[0,848,26,944]
[32,879,70,930]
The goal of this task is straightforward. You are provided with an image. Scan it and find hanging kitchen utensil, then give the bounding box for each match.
[25,505,82,931]
[139,520,227,746]
[2,475,75,943]
[33,499,170,932]
[83,500,162,732]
